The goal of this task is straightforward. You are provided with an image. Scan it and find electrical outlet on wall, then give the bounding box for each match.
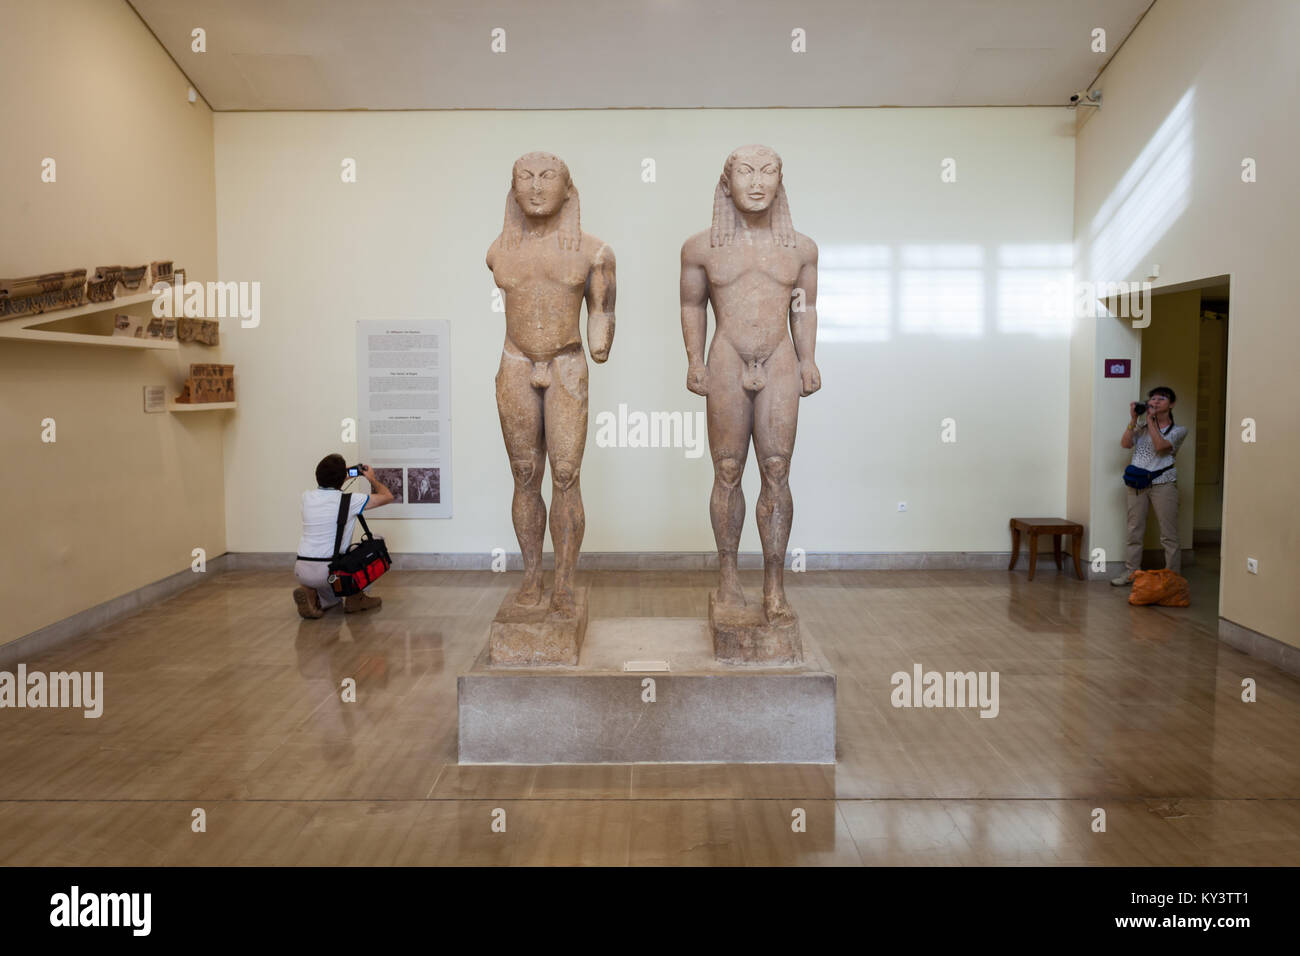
[1246,557,1258,574]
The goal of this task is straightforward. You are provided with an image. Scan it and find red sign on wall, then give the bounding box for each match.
[1104,358,1131,378]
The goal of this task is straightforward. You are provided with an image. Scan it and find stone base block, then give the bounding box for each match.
[459,617,835,764]
[488,587,589,666]
[708,590,804,664]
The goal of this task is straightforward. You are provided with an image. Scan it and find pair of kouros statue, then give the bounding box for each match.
[486,145,819,666]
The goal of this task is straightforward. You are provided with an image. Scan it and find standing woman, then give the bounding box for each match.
[1113,386,1189,586]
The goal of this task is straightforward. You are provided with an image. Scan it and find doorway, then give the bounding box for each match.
[1136,278,1230,624]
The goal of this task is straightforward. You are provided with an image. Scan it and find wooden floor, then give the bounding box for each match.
[3,549,1299,865]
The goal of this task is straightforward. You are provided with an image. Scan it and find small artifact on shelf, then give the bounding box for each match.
[118,265,148,293]
[146,318,165,339]
[86,266,123,303]
[149,261,174,288]
[112,313,144,338]
[0,269,87,319]
[174,363,235,404]
[162,319,177,340]
[177,317,219,345]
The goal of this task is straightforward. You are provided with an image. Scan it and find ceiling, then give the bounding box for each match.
[128,0,1154,110]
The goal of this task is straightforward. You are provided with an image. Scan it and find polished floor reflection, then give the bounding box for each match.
[2,551,1298,865]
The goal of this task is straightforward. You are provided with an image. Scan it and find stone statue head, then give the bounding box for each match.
[501,151,582,250]
[711,144,794,247]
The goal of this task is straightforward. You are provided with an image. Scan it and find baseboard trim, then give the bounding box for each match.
[1219,617,1300,678]
[0,555,230,666]
[227,550,1023,572]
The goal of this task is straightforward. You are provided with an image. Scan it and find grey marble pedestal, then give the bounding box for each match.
[457,617,836,764]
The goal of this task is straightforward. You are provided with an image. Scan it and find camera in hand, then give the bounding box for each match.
[346,463,368,478]
[1133,401,1148,415]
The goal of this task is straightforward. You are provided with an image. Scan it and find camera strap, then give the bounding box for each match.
[332,492,352,558]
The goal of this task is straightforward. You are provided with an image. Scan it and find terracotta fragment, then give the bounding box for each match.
[86,266,123,303]
[149,260,174,287]
[118,265,148,292]
[175,363,235,403]
[0,269,86,318]
[177,317,219,345]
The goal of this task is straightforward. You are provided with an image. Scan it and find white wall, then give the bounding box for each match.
[214,108,1076,555]
[1071,0,1300,646]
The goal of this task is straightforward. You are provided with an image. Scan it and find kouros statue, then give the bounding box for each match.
[680,145,820,663]
[484,152,615,664]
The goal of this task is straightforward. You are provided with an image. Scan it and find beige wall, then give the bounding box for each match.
[1193,308,1228,531]
[0,0,224,645]
[213,107,1076,556]
[1071,0,1300,646]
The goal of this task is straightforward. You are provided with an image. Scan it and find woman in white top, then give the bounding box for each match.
[293,453,395,618]
[1113,386,1189,586]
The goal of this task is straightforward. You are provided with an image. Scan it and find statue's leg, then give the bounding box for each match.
[705,335,754,607]
[496,347,547,606]
[543,347,589,615]
[753,337,799,625]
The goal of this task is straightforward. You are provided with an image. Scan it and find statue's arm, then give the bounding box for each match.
[791,240,821,396]
[585,242,615,363]
[680,238,709,395]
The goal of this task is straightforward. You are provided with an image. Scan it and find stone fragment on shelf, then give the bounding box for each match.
[0,269,87,318]
[87,266,123,303]
[177,317,219,345]
[118,265,148,292]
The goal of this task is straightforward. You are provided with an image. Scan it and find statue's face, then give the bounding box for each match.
[512,156,568,218]
[725,149,781,213]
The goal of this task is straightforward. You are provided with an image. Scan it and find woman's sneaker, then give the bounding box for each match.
[344,593,382,613]
[293,586,323,619]
[1110,570,1135,587]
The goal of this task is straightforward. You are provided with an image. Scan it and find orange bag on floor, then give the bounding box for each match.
[1128,569,1190,607]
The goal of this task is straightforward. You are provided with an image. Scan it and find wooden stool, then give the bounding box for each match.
[1009,517,1084,581]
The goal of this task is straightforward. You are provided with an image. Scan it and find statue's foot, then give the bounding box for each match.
[762,590,796,626]
[550,586,577,617]
[514,575,544,607]
[716,578,747,608]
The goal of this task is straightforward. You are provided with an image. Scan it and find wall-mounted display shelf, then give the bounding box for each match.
[0,292,176,350]
[168,401,237,412]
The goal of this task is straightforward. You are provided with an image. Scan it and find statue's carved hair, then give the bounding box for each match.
[711,145,794,247]
[500,152,581,250]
